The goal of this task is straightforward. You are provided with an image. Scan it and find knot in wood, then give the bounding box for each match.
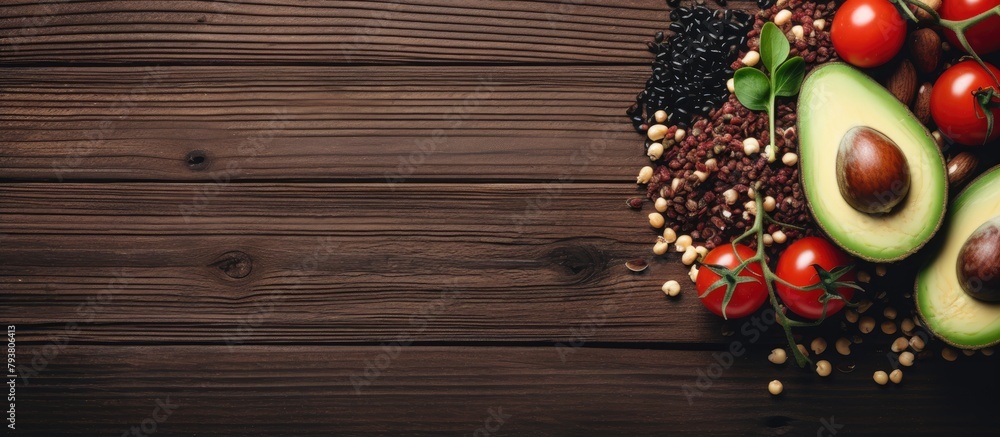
[211,251,252,279]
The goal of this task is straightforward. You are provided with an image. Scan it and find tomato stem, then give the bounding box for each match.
[715,188,861,368]
[894,0,1000,143]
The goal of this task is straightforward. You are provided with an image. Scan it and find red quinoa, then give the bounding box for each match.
[642,0,840,249]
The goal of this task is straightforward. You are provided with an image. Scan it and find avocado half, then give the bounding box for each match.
[916,165,1000,349]
[797,63,947,262]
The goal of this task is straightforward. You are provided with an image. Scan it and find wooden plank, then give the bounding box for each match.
[0,0,693,65]
[0,182,740,344]
[12,345,999,435]
[0,65,648,182]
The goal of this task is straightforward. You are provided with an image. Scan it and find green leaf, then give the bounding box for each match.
[733,67,770,111]
[975,88,997,146]
[773,56,805,97]
[759,22,789,74]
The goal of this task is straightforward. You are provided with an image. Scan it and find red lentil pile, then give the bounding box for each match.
[641,0,840,249]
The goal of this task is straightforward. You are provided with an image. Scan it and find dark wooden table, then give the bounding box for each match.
[2,1,997,435]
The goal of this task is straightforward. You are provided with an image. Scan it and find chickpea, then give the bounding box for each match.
[647,142,664,161]
[815,360,832,377]
[881,321,898,335]
[681,246,698,266]
[662,280,681,297]
[654,196,668,213]
[653,237,670,256]
[772,230,787,244]
[898,351,915,367]
[723,189,738,205]
[889,369,903,384]
[637,166,654,184]
[768,380,783,395]
[791,25,805,41]
[797,344,809,358]
[663,227,677,243]
[781,152,798,166]
[835,337,852,356]
[763,196,776,212]
[675,235,693,250]
[768,348,788,365]
[873,370,889,385]
[941,348,958,362]
[859,316,876,334]
[775,9,793,26]
[844,309,859,324]
[891,337,909,353]
[810,338,827,355]
[647,124,668,141]
[648,213,665,229]
[875,265,887,277]
[900,318,915,335]
[883,307,897,320]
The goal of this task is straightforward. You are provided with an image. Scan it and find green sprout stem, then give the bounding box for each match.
[765,93,777,163]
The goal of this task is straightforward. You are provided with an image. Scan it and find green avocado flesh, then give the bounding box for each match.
[797,63,947,262]
[917,166,1000,349]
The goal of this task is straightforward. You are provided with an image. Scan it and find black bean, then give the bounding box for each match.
[628,6,748,127]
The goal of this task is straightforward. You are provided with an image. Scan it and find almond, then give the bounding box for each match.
[910,0,942,22]
[913,82,933,126]
[947,152,979,188]
[886,60,917,107]
[909,29,942,74]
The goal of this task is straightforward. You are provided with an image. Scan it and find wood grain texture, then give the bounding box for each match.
[15,345,999,436]
[0,65,648,182]
[0,0,680,65]
[0,182,734,344]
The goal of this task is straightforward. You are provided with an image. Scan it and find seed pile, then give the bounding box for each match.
[627,6,754,131]
[638,0,840,249]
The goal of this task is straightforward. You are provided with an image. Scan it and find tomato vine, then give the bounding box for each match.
[893,0,1000,143]
[700,187,862,368]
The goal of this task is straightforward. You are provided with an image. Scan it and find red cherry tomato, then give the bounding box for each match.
[930,60,1000,146]
[831,0,908,67]
[940,0,1000,55]
[775,237,856,320]
[696,244,767,319]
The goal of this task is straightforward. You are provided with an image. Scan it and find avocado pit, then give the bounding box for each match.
[957,216,1000,302]
[835,126,911,214]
